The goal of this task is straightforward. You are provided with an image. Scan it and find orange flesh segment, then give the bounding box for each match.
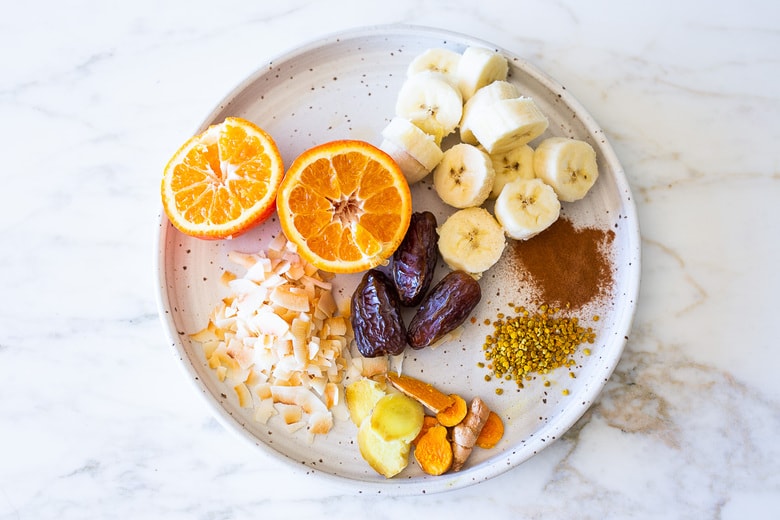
[162,117,283,238]
[277,140,411,273]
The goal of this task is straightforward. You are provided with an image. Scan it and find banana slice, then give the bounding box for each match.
[459,80,519,145]
[533,137,599,202]
[380,117,444,184]
[456,46,509,101]
[470,96,549,154]
[395,71,463,142]
[433,143,495,209]
[488,143,535,199]
[437,207,506,276]
[407,48,462,81]
[494,178,561,240]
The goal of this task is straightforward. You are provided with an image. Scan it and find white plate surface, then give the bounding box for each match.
[156,25,640,495]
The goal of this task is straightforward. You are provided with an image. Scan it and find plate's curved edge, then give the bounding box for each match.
[154,24,643,496]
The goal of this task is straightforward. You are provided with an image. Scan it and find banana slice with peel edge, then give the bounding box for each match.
[494,178,561,240]
[380,117,444,184]
[437,207,506,277]
[533,137,599,202]
[433,143,495,209]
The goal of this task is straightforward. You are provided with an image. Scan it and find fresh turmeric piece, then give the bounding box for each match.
[412,415,440,446]
[475,411,504,449]
[413,425,452,476]
[436,394,467,427]
[450,396,490,472]
[386,372,455,413]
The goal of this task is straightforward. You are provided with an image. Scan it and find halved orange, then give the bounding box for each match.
[161,117,284,239]
[276,140,413,274]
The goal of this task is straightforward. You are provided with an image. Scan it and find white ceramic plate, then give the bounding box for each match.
[156,25,640,495]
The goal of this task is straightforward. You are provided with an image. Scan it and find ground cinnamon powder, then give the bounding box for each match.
[509,217,615,310]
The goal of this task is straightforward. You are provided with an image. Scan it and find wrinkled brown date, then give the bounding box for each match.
[393,211,439,307]
[407,270,481,349]
[350,269,408,357]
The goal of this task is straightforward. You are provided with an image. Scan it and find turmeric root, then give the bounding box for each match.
[450,396,490,472]
[414,425,452,476]
[412,415,440,446]
[475,411,504,449]
[435,394,467,427]
[386,372,454,413]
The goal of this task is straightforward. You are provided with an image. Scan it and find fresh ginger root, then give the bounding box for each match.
[450,396,491,472]
[414,425,453,475]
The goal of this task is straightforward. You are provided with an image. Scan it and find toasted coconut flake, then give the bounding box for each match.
[287,421,307,434]
[245,258,272,282]
[252,309,290,337]
[190,326,219,343]
[220,271,237,285]
[275,403,303,425]
[317,290,337,317]
[270,285,310,312]
[324,382,339,410]
[227,251,261,269]
[324,316,347,337]
[308,411,333,435]
[201,339,220,359]
[268,232,288,253]
[254,399,276,424]
[234,383,252,408]
[255,382,272,400]
[271,385,328,415]
[286,262,306,280]
[361,356,389,378]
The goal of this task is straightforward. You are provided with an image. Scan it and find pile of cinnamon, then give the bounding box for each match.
[507,217,615,310]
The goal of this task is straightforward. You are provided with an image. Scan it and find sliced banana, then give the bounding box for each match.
[433,143,495,209]
[395,71,463,142]
[470,96,549,154]
[380,117,444,184]
[494,178,561,240]
[459,80,520,145]
[533,137,599,202]
[456,46,509,101]
[407,48,462,81]
[437,207,506,276]
[488,143,535,199]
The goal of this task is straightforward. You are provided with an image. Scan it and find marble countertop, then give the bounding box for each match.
[2,0,779,518]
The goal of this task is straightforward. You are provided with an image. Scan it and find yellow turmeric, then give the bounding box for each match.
[386,372,455,413]
[412,415,440,446]
[413,425,452,476]
[475,411,504,449]
[436,394,467,427]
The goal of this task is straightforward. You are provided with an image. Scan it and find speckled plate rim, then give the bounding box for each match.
[155,23,641,495]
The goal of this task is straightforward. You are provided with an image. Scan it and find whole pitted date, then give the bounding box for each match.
[351,269,408,357]
[407,270,481,349]
[393,211,439,307]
